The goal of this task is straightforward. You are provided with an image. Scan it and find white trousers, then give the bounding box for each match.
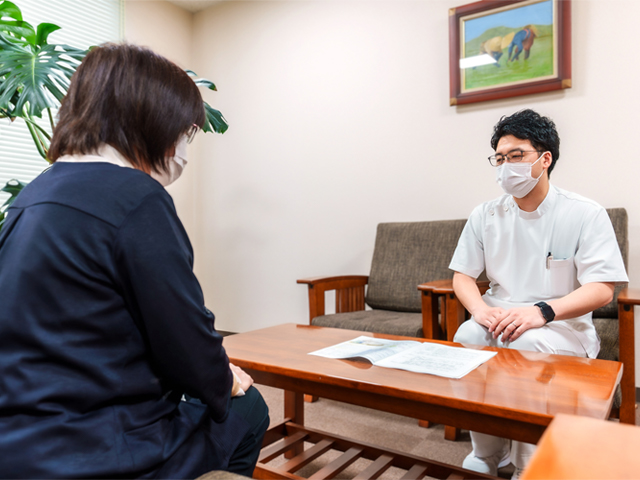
[453,319,589,469]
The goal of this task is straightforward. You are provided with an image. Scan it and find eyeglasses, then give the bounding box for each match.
[186,124,199,144]
[488,150,542,167]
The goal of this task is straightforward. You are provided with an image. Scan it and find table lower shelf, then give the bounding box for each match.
[255,420,497,480]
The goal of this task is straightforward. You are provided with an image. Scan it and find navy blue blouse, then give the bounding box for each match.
[0,162,238,477]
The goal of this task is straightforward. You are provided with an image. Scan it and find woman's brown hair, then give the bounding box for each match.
[48,43,205,173]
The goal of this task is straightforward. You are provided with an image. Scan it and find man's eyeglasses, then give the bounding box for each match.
[186,124,199,144]
[488,150,541,167]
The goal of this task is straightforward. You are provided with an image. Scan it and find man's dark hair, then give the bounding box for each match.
[490,109,560,177]
[49,43,205,173]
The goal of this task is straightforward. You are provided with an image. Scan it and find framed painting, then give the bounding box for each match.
[449,0,571,106]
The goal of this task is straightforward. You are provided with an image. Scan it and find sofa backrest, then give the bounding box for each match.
[365,208,628,316]
[365,220,467,313]
[593,208,629,318]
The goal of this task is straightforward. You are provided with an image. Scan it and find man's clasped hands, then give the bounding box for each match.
[471,304,546,342]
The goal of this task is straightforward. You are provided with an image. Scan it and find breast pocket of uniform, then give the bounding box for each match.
[547,258,577,298]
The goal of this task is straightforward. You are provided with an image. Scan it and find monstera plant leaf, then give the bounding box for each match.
[203,103,229,135]
[0,34,85,118]
[0,1,87,158]
[186,70,229,134]
[0,1,229,231]
[0,178,25,229]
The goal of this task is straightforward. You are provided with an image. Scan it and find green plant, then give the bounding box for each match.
[0,0,227,229]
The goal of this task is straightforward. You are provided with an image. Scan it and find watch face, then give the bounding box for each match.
[536,302,555,323]
[536,302,554,322]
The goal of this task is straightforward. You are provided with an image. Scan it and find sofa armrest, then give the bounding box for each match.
[418,279,490,341]
[418,279,490,294]
[618,287,640,306]
[617,287,640,424]
[297,275,369,289]
[297,275,369,324]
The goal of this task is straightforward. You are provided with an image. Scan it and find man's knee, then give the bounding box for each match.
[509,328,554,353]
[454,319,492,346]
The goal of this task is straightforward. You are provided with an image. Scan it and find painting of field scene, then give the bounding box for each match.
[461,0,554,92]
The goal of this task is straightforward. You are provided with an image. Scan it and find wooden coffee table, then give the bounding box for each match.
[223,324,622,480]
[521,413,640,479]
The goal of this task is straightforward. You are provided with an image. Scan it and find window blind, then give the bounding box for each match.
[0,0,123,203]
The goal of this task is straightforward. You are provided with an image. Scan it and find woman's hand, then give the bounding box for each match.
[230,363,254,395]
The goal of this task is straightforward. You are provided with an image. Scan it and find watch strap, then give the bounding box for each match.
[535,301,555,323]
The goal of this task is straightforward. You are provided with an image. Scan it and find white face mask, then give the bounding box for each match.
[495,153,544,198]
[151,135,189,187]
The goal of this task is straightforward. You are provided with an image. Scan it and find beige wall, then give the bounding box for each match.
[126,0,640,380]
[124,0,199,238]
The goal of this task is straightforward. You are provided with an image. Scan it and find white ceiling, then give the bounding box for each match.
[166,0,225,13]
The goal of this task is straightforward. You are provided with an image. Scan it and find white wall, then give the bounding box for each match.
[127,0,640,380]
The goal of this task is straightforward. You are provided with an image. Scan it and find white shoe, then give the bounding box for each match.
[462,442,510,476]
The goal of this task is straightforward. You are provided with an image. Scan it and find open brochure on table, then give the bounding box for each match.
[309,336,497,379]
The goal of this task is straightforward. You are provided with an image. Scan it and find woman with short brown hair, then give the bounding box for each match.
[0,43,268,479]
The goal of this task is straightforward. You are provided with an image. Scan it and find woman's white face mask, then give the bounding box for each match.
[495,153,545,198]
[151,135,188,187]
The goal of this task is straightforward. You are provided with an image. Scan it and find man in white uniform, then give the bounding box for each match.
[450,109,628,478]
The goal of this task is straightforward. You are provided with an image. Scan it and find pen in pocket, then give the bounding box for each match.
[546,252,553,269]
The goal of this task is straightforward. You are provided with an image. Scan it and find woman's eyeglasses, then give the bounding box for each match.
[186,124,199,144]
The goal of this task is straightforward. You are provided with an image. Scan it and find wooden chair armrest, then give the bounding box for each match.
[618,287,640,306]
[297,275,369,324]
[297,275,369,290]
[419,279,490,342]
[617,286,638,424]
[418,279,454,293]
[418,279,490,295]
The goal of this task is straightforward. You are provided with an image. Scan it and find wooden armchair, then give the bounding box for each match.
[298,220,468,339]
[420,208,637,427]
[297,275,369,325]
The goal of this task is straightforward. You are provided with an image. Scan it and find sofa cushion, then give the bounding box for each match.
[593,317,621,408]
[365,220,467,313]
[197,471,250,480]
[593,317,619,362]
[312,310,423,338]
[592,208,629,318]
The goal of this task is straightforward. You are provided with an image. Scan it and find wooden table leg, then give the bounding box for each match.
[444,425,460,441]
[444,293,466,441]
[418,292,444,430]
[284,390,305,457]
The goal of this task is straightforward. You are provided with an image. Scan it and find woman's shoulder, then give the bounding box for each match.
[13,162,172,228]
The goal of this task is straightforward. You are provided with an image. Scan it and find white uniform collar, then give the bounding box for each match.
[516,184,557,220]
[55,144,135,169]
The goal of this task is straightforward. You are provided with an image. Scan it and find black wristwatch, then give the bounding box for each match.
[535,301,555,323]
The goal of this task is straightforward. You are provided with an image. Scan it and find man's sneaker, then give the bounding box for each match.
[462,443,510,476]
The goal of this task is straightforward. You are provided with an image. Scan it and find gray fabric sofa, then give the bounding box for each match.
[299,209,635,425]
[593,208,629,410]
[298,219,468,338]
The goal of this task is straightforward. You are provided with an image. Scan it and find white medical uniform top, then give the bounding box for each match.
[449,185,628,358]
